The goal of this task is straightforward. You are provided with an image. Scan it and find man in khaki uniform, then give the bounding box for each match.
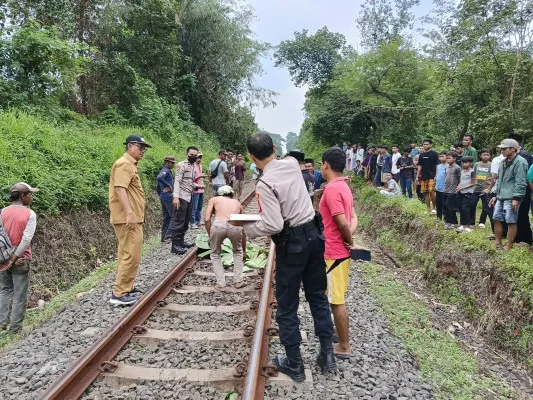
[108,134,151,306]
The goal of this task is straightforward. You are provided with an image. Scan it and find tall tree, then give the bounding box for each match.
[274,27,350,88]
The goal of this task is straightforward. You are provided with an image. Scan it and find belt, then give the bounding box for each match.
[288,219,316,235]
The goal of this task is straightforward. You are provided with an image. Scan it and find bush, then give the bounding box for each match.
[0,110,220,215]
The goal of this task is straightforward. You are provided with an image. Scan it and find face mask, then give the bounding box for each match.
[188,156,198,163]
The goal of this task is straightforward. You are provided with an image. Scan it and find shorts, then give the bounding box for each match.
[325,258,350,305]
[493,199,520,224]
[420,179,435,193]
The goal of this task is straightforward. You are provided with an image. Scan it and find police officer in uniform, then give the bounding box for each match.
[242,133,336,382]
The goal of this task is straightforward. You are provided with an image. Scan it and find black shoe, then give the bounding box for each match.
[171,245,187,255]
[316,336,337,373]
[273,346,306,382]
[128,287,143,297]
[180,240,194,248]
[109,294,137,306]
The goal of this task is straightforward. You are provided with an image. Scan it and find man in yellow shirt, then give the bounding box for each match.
[108,135,151,306]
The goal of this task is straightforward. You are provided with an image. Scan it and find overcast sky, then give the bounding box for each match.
[247,0,434,137]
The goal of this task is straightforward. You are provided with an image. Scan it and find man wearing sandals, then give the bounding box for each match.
[204,185,246,290]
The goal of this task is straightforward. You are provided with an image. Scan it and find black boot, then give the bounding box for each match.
[171,239,187,255]
[180,240,194,248]
[273,345,306,382]
[316,336,337,373]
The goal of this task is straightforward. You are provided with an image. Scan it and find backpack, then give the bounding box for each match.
[210,160,223,179]
[0,212,15,263]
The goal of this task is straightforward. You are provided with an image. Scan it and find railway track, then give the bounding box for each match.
[38,190,308,400]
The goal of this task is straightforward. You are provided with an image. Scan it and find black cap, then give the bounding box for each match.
[288,149,305,162]
[124,134,152,148]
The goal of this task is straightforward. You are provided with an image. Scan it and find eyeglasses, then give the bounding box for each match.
[132,143,148,151]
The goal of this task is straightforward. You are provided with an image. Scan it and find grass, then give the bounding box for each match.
[0,236,161,350]
[362,262,514,400]
[354,181,533,368]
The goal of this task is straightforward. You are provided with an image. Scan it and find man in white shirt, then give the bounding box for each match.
[391,145,401,181]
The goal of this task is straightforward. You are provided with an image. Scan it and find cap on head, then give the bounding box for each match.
[497,138,519,149]
[124,134,152,148]
[164,156,177,163]
[11,182,40,194]
[217,185,234,196]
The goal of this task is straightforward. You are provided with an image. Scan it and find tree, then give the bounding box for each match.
[258,130,285,155]
[357,0,420,48]
[274,27,350,88]
[285,132,299,152]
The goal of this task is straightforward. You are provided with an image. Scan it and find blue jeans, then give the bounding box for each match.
[0,261,30,332]
[399,177,413,198]
[190,192,204,225]
[374,167,382,187]
[213,184,223,196]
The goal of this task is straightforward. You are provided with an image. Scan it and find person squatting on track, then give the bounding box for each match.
[319,147,358,359]
[204,185,246,290]
[0,182,39,332]
[108,134,150,306]
[157,155,176,242]
[168,146,200,255]
[241,132,337,383]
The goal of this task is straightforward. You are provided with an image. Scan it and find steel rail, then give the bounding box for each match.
[242,240,276,400]
[39,189,256,400]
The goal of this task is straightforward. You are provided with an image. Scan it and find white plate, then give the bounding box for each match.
[229,214,262,221]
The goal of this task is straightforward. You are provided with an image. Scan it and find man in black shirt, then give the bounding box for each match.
[417,139,439,214]
[397,148,415,198]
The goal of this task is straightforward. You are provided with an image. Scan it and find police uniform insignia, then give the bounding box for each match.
[256,192,262,213]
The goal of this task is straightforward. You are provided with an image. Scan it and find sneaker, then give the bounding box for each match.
[430,210,437,215]
[463,227,473,233]
[109,294,137,306]
[456,226,465,232]
[128,287,143,297]
[190,224,199,230]
[444,223,453,229]
[478,223,486,228]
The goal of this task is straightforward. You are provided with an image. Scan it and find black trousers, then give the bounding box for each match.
[275,228,334,348]
[443,193,459,224]
[459,193,473,226]
[160,199,174,241]
[516,187,533,245]
[167,198,192,242]
[436,191,443,220]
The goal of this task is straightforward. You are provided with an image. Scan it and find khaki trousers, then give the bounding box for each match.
[113,223,143,297]
[209,221,244,287]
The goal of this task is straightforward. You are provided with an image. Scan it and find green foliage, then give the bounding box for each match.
[362,262,514,399]
[0,20,88,106]
[357,184,533,368]
[275,27,350,88]
[0,110,219,215]
[258,130,285,156]
[285,132,299,152]
[195,233,269,271]
[282,0,533,151]
[1,0,270,148]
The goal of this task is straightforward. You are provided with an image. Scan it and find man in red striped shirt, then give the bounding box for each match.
[0,182,39,333]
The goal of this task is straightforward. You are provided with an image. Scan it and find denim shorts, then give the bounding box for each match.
[493,199,520,224]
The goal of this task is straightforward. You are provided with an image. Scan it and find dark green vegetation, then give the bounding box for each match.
[0,0,271,153]
[0,111,218,214]
[355,181,533,373]
[275,0,533,150]
[362,262,513,399]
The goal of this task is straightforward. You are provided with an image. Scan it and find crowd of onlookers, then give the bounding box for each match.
[338,134,533,251]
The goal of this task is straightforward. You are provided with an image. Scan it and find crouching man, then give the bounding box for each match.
[204,185,246,290]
